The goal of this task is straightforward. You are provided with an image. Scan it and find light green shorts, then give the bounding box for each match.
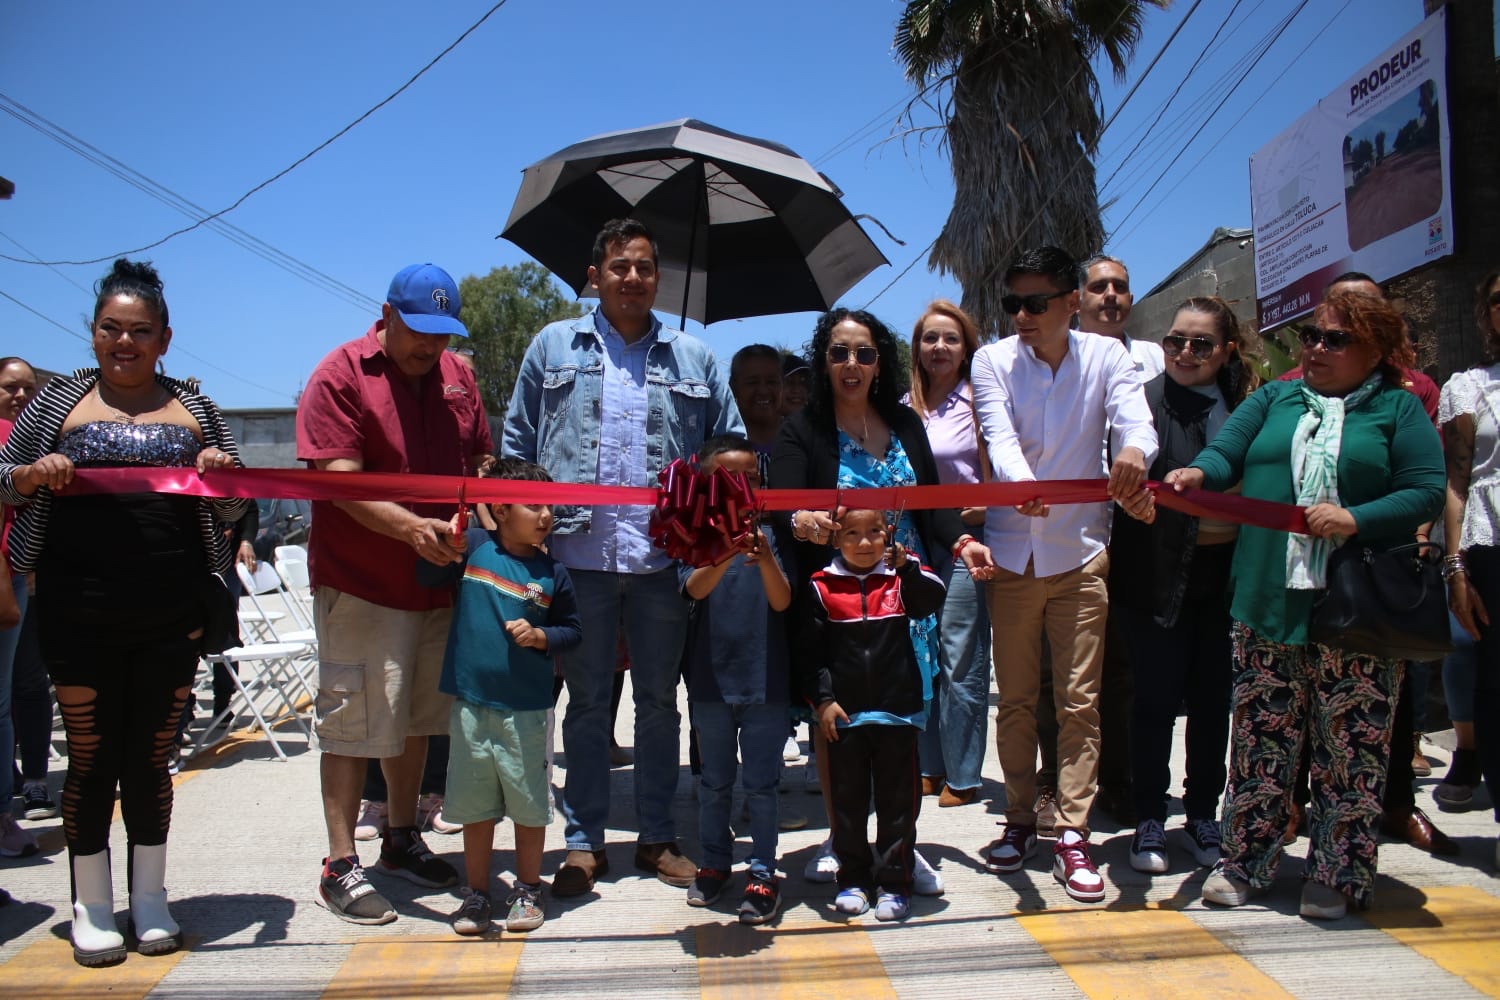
[444,700,552,828]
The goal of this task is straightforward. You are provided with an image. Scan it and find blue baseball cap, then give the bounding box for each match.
[386,263,468,337]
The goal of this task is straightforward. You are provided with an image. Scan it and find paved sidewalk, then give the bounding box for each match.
[1,660,1497,998]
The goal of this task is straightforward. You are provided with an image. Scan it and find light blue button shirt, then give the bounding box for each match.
[549,312,668,575]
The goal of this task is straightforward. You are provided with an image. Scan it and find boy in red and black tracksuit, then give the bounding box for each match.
[798,509,945,919]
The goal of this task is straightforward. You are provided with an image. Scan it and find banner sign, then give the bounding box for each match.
[1249,9,1451,329]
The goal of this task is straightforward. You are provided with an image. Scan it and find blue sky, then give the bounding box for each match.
[1,0,1430,410]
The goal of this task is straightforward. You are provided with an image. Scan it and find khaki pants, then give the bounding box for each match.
[988,550,1109,835]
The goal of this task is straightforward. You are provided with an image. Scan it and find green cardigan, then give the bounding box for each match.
[1192,379,1444,645]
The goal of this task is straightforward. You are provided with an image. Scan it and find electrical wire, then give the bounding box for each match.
[0,0,513,268]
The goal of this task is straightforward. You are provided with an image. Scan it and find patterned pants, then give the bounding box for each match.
[1221,621,1401,908]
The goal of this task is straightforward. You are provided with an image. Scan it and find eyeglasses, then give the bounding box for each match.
[1000,290,1070,316]
[827,344,879,366]
[1161,334,1219,360]
[1297,326,1354,352]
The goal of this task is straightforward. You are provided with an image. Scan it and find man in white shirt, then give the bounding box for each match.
[970,246,1158,904]
[1080,254,1163,377]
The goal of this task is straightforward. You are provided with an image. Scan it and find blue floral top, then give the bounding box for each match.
[836,430,941,710]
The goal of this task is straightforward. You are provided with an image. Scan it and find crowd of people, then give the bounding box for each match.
[0,218,1495,964]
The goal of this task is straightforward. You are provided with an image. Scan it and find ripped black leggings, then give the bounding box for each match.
[45,631,200,856]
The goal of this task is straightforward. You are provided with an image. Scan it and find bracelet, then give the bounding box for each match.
[951,534,976,558]
[793,510,812,541]
[1442,554,1467,581]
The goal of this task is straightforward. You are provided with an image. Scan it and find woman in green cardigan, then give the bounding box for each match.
[1165,290,1444,920]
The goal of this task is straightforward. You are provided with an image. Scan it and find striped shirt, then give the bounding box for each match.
[0,369,249,573]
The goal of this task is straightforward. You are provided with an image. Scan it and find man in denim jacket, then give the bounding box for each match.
[502,218,743,896]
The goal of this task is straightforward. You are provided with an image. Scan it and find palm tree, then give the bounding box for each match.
[894,0,1166,337]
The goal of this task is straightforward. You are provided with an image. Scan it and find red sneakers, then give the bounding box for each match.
[1052,838,1105,903]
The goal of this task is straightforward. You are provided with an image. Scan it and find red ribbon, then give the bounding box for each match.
[58,466,1309,536]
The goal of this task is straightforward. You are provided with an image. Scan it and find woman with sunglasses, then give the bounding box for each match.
[902,301,991,807]
[1167,290,1444,919]
[1438,269,1500,868]
[1109,298,1254,875]
[771,307,994,893]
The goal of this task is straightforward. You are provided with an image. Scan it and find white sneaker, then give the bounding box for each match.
[912,849,944,895]
[0,815,38,858]
[1129,819,1168,874]
[803,756,821,794]
[783,735,802,761]
[354,800,388,842]
[804,838,840,882]
[834,886,869,915]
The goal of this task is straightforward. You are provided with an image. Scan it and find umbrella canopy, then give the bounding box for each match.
[500,118,889,327]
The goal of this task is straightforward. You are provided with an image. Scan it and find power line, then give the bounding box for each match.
[0,97,377,313]
[1110,0,1353,249]
[1107,0,1313,239]
[0,288,90,344]
[0,0,513,268]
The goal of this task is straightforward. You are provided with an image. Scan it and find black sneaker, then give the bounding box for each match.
[317,856,396,925]
[21,783,58,821]
[378,828,459,888]
[450,890,492,936]
[686,867,729,907]
[738,870,780,925]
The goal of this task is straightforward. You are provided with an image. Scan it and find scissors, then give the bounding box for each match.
[455,461,471,533]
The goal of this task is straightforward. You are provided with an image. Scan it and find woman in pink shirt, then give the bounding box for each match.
[905,301,991,806]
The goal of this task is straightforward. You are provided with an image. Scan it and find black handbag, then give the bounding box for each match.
[200,571,242,655]
[1309,541,1453,662]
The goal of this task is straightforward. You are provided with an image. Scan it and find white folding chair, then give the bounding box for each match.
[274,543,309,566]
[236,563,317,647]
[194,639,312,761]
[270,558,316,633]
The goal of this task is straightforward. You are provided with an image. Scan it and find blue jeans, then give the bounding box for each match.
[559,568,689,850]
[1443,610,1476,724]
[0,572,26,802]
[692,700,784,873]
[919,559,990,789]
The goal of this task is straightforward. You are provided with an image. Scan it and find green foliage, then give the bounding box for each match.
[1247,326,1299,383]
[459,263,588,413]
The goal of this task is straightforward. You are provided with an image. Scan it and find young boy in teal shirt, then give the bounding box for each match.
[418,457,582,936]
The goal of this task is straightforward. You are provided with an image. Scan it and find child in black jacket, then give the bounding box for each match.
[799,509,945,922]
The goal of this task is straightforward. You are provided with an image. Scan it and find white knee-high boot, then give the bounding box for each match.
[70,849,126,966]
[128,842,181,956]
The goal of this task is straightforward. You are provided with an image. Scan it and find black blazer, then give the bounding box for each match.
[770,405,965,588]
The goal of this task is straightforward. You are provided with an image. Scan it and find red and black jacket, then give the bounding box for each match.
[797,555,945,715]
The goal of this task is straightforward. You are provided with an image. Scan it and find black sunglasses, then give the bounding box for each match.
[1161,334,1219,360]
[1297,326,1354,352]
[827,344,879,366]
[1000,290,1070,316]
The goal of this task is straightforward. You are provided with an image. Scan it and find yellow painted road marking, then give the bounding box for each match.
[696,908,897,1000]
[0,935,188,997]
[322,935,522,999]
[1018,906,1294,999]
[1364,886,1500,996]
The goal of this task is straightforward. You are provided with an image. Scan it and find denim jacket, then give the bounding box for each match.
[501,310,744,534]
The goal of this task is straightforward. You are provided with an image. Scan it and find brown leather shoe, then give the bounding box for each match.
[938,785,976,808]
[921,775,946,796]
[1411,736,1432,778]
[634,841,697,886]
[552,849,609,897]
[1382,806,1459,857]
[1034,786,1058,838]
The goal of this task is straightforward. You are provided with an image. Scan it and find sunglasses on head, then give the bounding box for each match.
[1161,334,1219,360]
[828,344,879,366]
[1297,326,1354,352]
[1000,290,1070,316]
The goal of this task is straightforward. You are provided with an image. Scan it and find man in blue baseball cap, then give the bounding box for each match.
[296,262,495,926]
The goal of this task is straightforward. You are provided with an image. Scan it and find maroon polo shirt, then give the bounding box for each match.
[297,322,493,610]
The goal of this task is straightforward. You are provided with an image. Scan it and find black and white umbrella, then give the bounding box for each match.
[500,118,889,327]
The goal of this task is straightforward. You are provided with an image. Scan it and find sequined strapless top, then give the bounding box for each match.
[59,421,200,468]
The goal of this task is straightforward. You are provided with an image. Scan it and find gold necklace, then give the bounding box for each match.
[837,411,871,444]
[95,383,165,424]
